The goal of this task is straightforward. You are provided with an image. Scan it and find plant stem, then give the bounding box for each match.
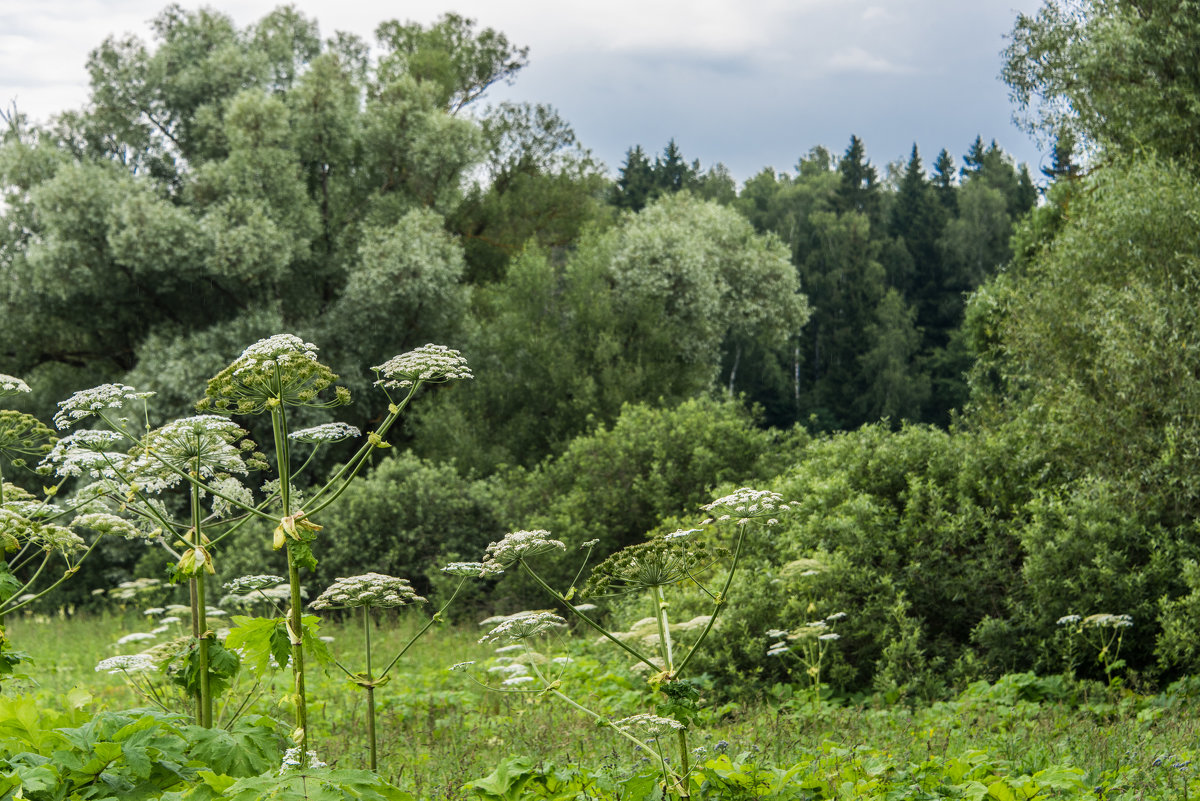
[271,401,309,768]
[674,521,751,678]
[192,463,212,728]
[364,605,377,771]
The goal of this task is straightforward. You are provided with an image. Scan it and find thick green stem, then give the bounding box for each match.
[271,402,309,767]
[192,467,212,728]
[676,728,692,799]
[674,522,751,678]
[364,606,377,771]
[654,586,675,672]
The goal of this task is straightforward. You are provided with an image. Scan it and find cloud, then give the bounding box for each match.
[827,46,912,75]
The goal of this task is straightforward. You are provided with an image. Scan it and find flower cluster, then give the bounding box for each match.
[0,373,31,399]
[225,574,286,596]
[53,384,154,430]
[614,713,686,738]
[482,530,566,572]
[479,610,567,644]
[0,410,56,464]
[199,334,348,415]
[372,344,472,390]
[41,430,127,478]
[1084,613,1133,629]
[442,561,487,577]
[126,415,266,494]
[95,654,156,674]
[584,537,722,597]
[73,512,150,540]
[702,487,793,526]
[288,422,361,443]
[310,573,427,610]
[280,747,327,773]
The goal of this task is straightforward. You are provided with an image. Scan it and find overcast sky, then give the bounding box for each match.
[0,0,1048,184]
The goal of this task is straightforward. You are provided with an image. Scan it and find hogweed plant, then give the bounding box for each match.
[193,337,471,765]
[0,375,155,681]
[765,612,846,709]
[1056,612,1134,688]
[310,566,479,770]
[459,487,795,799]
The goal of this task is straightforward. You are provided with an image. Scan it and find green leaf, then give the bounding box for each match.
[465,756,536,800]
[619,771,663,801]
[183,716,279,778]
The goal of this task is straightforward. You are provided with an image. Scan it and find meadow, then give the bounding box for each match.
[8,611,1200,800]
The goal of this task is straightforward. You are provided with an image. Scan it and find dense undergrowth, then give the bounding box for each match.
[7,613,1200,800]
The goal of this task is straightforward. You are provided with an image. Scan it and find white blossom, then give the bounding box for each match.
[289,423,361,443]
[225,575,287,595]
[95,654,155,674]
[74,512,146,540]
[0,374,31,398]
[372,344,472,390]
[54,384,154,430]
[501,675,536,686]
[702,487,793,526]
[442,561,487,577]
[479,611,567,644]
[483,530,566,572]
[116,632,158,645]
[311,573,426,610]
[615,713,686,737]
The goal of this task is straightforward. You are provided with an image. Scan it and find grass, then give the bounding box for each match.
[8,612,1200,799]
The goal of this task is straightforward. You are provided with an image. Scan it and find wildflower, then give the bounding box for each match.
[0,410,56,464]
[501,675,536,687]
[0,373,31,398]
[209,476,254,519]
[482,530,566,572]
[288,423,361,443]
[442,561,487,577]
[663,528,700,540]
[1056,614,1082,626]
[615,713,686,737]
[767,643,790,657]
[766,629,789,639]
[824,612,848,622]
[225,574,287,595]
[479,611,567,644]
[818,633,841,641]
[143,607,165,617]
[311,573,426,610]
[449,661,475,672]
[41,430,126,478]
[702,488,793,526]
[584,537,721,597]
[36,524,86,554]
[488,663,529,676]
[279,747,327,773]
[95,654,155,674]
[199,334,347,415]
[54,384,154,430]
[116,632,158,645]
[372,344,472,390]
[73,512,146,541]
[1084,613,1133,629]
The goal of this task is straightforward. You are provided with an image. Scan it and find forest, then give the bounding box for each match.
[3,1,1200,798]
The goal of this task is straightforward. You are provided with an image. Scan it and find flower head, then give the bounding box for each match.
[442,561,487,577]
[199,334,347,415]
[225,574,287,595]
[73,512,149,541]
[41,430,127,478]
[54,384,154,430]
[614,713,686,738]
[95,654,156,674]
[482,530,565,572]
[310,573,426,610]
[702,487,793,527]
[479,610,567,644]
[372,344,472,391]
[288,423,361,444]
[0,410,56,464]
[584,537,722,597]
[0,374,31,399]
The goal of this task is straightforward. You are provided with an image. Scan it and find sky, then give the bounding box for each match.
[0,0,1048,184]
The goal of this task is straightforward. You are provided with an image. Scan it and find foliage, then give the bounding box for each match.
[417,193,809,472]
[1004,0,1200,165]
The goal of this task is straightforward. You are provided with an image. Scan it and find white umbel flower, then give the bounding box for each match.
[372,344,472,390]
[0,374,31,398]
[310,573,426,610]
[54,384,154,430]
